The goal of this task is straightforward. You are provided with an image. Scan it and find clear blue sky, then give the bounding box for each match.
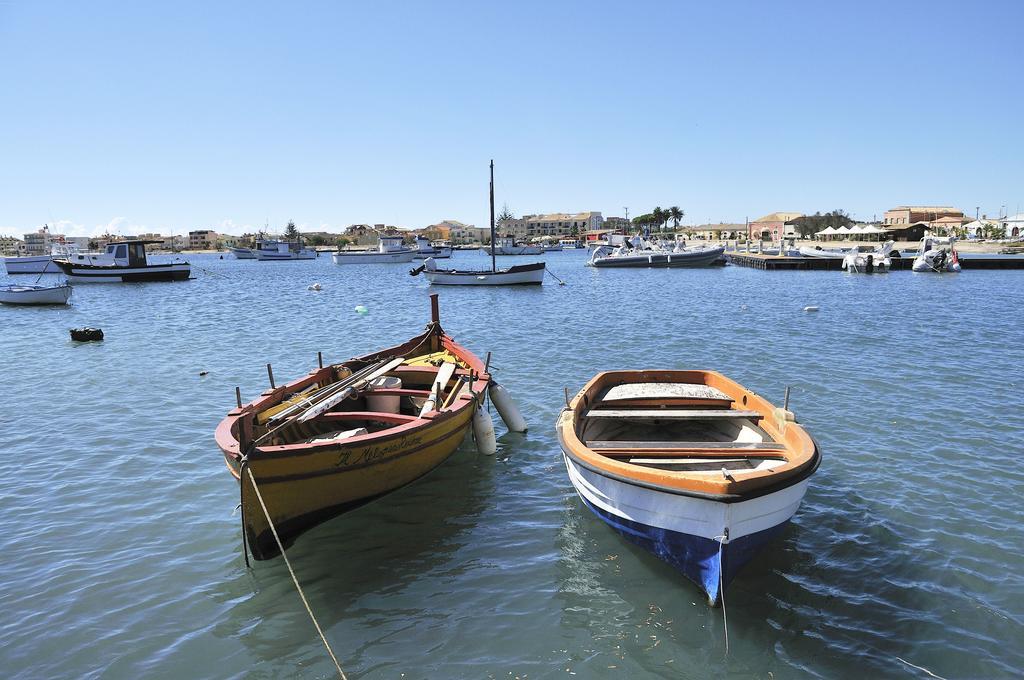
[1,0,1021,237]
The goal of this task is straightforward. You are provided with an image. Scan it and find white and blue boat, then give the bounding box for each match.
[556,370,820,606]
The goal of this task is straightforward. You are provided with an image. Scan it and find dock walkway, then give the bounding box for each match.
[727,253,1024,271]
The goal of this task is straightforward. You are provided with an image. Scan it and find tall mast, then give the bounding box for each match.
[489,159,496,272]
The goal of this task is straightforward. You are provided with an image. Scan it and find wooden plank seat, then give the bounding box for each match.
[583,409,763,421]
[602,383,732,402]
[586,440,785,450]
[598,449,787,459]
[320,411,420,425]
[361,388,433,397]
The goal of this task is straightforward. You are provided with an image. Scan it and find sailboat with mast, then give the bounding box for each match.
[410,161,546,285]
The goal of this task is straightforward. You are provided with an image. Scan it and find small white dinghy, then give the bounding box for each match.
[0,283,73,305]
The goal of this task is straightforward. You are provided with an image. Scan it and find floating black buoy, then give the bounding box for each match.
[199,370,209,376]
[70,327,104,342]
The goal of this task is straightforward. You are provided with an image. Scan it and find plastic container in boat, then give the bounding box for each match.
[366,376,402,413]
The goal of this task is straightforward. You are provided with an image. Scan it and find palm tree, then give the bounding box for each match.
[652,207,666,232]
[669,206,684,229]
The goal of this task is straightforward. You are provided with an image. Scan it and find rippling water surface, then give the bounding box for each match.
[2,251,1022,679]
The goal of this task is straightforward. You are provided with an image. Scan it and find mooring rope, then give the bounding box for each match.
[714,532,729,656]
[244,466,348,679]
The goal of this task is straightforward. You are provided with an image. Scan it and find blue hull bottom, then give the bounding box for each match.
[578,496,788,605]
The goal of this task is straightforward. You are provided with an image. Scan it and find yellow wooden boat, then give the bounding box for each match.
[216,295,490,560]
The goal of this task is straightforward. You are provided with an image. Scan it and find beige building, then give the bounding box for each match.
[0,235,25,255]
[883,206,964,227]
[497,211,604,239]
[188,230,219,250]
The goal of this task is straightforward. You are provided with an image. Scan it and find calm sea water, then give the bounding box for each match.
[2,250,1022,679]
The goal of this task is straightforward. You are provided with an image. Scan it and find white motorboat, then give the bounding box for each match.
[588,235,725,268]
[53,240,191,282]
[842,241,894,273]
[412,236,453,259]
[482,237,542,256]
[332,236,417,264]
[798,244,856,258]
[3,243,82,274]
[230,246,257,259]
[912,235,961,273]
[255,241,316,261]
[0,283,73,305]
[411,161,547,286]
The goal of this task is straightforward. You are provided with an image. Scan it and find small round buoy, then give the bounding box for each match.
[70,327,104,342]
[354,304,368,314]
[803,306,819,312]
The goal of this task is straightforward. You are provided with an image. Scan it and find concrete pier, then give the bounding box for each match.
[726,253,1024,271]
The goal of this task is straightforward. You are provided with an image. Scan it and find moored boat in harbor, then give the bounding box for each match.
[556,370,820,606]
[912,235,961,273]
[332,236,417,264]
[411,160,547,285]
[588,236,725,268]
[216,295,503,560]
[0,282,73,305]
[53,240,190,282]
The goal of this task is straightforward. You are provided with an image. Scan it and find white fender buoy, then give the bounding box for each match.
[489,381,527,432]
[803,305,819,312]
[472,403,497,455]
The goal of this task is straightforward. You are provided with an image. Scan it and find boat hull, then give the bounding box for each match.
[589,247,725,268]
[231,247,256,259]
[332,250,417,264]
[232,406,473,559]
[255,250,316,261]
[423,262,545,285]
[0,284,73,305]
[413,247,453,259]
[562,448,810,605]
[2,256,62,274]
[54,261,191,282]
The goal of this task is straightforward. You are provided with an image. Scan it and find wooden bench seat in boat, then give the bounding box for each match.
[602,383,733,401]
[361,388,433,397]
[586,440,785,450]
[320,411,420,425]
[583,409,763,421]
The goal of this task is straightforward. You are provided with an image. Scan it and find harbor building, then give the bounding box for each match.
[498,212,603,239]
[1002,213,1024,238]
[0,235,25,255]
[603,217,630,231]
[188,230,219,250]
[883,206,965,227]
[749,212,803,240]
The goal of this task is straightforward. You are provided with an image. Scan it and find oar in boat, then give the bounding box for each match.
[297,357,406,423]
[253,357,404,448]
[264,357,392,426]
[417,362,457,417]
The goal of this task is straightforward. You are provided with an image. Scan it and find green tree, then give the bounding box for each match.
[497,203,515,222]
[283,220,299,241]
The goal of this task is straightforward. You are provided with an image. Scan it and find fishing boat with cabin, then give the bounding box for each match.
[53,240,191,282]
[216,294,526,560]
[556,370,820,606]
[410,160,547,285]
[332,236,417,264]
